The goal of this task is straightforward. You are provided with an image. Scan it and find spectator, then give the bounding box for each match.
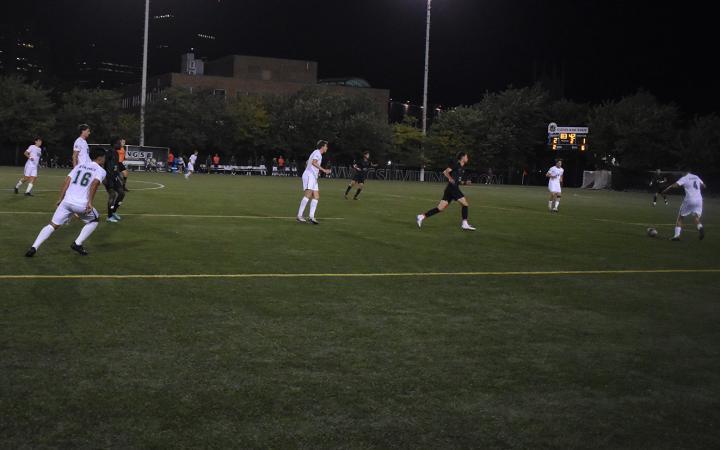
[278,155,286,176]
[167,151,175,172]
[212,153,220,167]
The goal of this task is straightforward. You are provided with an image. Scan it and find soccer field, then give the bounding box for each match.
[1,166,718,448]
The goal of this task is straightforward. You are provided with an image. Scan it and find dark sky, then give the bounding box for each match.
[4,0,718,115]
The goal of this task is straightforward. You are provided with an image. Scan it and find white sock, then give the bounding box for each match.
[75,222,98,246]
[697,224,703,230]
[554,200,560,210]
[309,199,318,219]
[548,201,553,210]
[298,197,309,217]
[32,225,55,249]
[674,226,682,238]
[16,180,23,189]
[26,183,34,193]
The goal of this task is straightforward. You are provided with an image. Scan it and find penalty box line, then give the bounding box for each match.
[2,268,719,280]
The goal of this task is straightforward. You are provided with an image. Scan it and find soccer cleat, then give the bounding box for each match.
[24,192,33,197]
[699,227,705,240]
[552,209,559,213]
[344,195,348,200]
[664,200,669,205]
[112,213,122,221]
[14,187,19,194]
[461,223,476,231]
[70,242,88,255]
[671,236,680,241]
[308,218,319,225]
[25,247,37,257]
[416,214,424,228]
[652,202,656,207]
[296,216,306,223]
[107,216,119,223]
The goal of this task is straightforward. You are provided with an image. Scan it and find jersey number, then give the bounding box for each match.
[72,171,92,186]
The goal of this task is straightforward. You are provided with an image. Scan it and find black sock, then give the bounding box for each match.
[354,188,362,198]
[653,194,657,202]
[345,185,352,195]
[425,207,440,218]
[462,205,468,220]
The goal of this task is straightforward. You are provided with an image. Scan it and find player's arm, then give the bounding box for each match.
[57,176,72,206]
[86,179,101,213]
[24,148,32,160]
[443,167,455,184]
[72,149,79,167]
[560,175,564,185]
[312,158,331,175]
[546,170,553,178]
[661,183,679,195]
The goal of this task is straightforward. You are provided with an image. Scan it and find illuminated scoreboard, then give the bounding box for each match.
[547,123,589,152]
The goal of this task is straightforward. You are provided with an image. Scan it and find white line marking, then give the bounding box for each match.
[0,211,344,220]
[1,268,718,280]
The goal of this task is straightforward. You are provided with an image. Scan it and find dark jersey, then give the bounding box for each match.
[104,147,119,175]
[650,173,668,188]
[355,158,372,174]
[448,161,465,186]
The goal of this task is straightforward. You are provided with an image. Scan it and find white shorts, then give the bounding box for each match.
[187,163,194,172]
[51,201,100,226]
[24,163,38,178]
[302,172,319,191]
[548,181,561,194]
[679,199,702,217]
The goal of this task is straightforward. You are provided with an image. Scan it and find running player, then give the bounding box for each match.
[72,124,91,167]
[14,137,43,196]
[25,146,107,257]
[662,171,706,241]
[185,150,199,179]
[344,151,377,200]
[650,169,669,206]
[416,152,476,231]
[297,140,331,224]
[546,159,564,212]
[104,138,125,223]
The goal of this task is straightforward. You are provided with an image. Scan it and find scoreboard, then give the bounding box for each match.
[547,123,589,152]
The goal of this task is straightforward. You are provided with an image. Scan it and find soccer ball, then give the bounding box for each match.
[647,227,658,238]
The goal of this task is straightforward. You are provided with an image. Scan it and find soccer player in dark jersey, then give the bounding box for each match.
[416,152,476,231]
[650,169,669,206]
[104,137,126,223]
[344,151,377,200]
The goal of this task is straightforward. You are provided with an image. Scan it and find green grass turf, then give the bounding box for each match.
[1,166,718,448]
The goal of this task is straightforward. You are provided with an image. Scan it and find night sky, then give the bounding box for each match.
[4,0,717,115]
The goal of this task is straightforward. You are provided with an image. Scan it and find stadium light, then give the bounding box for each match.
[422,0,432,136]
[140,0,150,146]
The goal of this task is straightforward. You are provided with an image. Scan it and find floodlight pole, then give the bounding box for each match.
[140,0,150,146]
[422,0,432,136]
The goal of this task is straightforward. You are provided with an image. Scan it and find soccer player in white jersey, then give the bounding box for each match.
[546,159,564,212]
[14,137,43,196]
[297,140,331,225]
[185,150,199,179]
[662,171,706,241]
[25,147,107,257]
[72,124,91,167]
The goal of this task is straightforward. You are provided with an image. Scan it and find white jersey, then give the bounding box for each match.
[676,173,704,203]
[64,162,106,206]
[73,137,90,166]
[304,149,323,178]
[547,166,564,192]
[25,145,42,167]
[189,154,197,166]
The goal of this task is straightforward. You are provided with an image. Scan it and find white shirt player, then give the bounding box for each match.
[547,166,564,192]
[189,154,197,166]
[304,149,323,178]
[64,162,106,206]
[73,137,90,166]
[26,145,42,166]
[676,173,705,217]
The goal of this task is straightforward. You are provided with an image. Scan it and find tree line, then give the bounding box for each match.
[1,75,718,178]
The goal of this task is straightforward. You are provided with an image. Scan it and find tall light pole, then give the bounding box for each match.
[140,0,150,146]
[422,0,432,136]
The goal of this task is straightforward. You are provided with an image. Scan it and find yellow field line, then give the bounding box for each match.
[1,269,719,280]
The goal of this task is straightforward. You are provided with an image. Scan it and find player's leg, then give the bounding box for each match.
[345,180,355,198]
[653,190,658,206]
[26,205,70,256]
[309,189,320,223]
[22,175,37,195]
[113,188,125,220]
[694,213,705,240]
[15,176,28,194]
[417,199,450,227]
[72,208,100,255]
[672,215,684,241]
[458,197,475,230]
[548,192,554,211]
[553,193,561,211]
[353,181,364,199]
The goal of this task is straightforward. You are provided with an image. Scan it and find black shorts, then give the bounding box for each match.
[442,183,465,203]
[352,173,366,183]
[104,173,124,192]
[118,162,127,172]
